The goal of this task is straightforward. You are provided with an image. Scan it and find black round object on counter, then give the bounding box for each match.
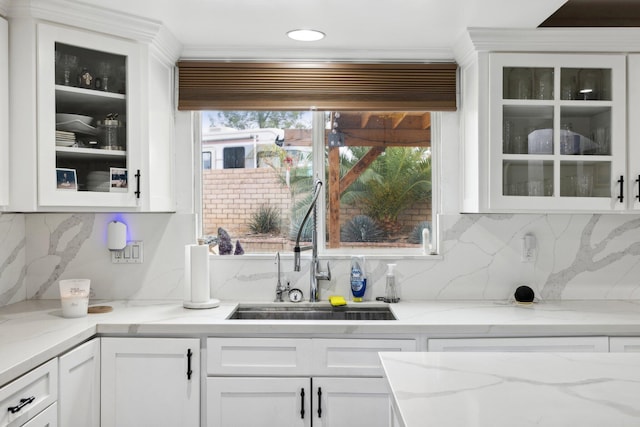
[514,285,535,303]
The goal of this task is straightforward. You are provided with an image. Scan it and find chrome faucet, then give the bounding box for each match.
[274,252,287,302]
[293,179,331,302]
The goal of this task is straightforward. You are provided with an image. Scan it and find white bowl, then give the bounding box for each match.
[56,113,93,125]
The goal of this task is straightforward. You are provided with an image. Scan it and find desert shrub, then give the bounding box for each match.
[340,215,385,242]
[248,204,281,234]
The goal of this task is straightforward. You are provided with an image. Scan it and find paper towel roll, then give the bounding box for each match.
[185,244,211,303]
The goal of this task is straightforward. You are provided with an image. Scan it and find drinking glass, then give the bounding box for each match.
[576,175,593,197]
[508,68,532,99]
[62,54,78,86]
[98,61,112,91]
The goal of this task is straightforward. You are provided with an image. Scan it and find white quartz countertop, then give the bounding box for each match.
[2,299,640,387]
[380,351,640,427]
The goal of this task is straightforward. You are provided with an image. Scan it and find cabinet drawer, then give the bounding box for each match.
[207,338,312,375]
[312,339,416,376]
[428,336,609,352]
[22,402,57,427]
[0,359,58,427]
[609,337,640,352]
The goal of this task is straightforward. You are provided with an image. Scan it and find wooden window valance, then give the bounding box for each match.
[176,61,458,111]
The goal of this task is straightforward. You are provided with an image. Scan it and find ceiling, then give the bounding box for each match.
[73,0,567,59]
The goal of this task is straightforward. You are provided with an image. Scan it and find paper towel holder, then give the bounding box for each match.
[107,220,127,251]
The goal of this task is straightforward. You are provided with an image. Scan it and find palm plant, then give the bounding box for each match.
[360,148,431,233]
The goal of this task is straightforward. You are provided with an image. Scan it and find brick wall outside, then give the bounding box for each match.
[203,168,431,244]
[202,168,292,236]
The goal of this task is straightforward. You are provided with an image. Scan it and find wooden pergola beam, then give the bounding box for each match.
[324,129,430,147]
[339,146,386,194]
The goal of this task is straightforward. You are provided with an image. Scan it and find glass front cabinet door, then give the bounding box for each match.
[36,23,142,209]
[488,53,626,211]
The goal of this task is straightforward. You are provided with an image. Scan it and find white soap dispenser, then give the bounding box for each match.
[384,263,399,303]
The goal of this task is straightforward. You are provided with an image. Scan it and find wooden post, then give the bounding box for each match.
[328,146,341,248]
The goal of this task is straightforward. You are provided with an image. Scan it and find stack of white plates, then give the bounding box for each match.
[56,130,76,147]
[56,114,97,136]
[86,171,110,192]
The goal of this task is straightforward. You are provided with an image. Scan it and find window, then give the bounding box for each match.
[202,151,212,170]
[200,110,433,255]
[223,147,245,169]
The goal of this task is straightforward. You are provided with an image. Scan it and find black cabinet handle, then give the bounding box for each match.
[300,388,305,419]
[618,175,624,203]
[636,175,640,201]
[8,396,35,414]
[186,348,193,380]
[134,169,141,199]
[317,387,322,418]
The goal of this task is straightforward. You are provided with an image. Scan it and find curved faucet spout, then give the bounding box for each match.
[292,179,329,302]
[293,179,323,272]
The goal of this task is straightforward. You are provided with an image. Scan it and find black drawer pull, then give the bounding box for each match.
[300,388,305,419]
[187,348,193,380]
[618,175,624,203]
[8,396,35,414]
[317,387,322,418]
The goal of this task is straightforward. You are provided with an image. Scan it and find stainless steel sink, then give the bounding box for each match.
[227,304,396,321]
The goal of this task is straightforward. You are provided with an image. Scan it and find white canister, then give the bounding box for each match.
[59,279,90,318]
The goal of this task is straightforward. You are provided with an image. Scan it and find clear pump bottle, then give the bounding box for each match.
[384,263,399,303]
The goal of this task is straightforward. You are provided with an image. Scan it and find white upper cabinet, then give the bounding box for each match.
[0,16,8,209]
[36,23,142,209]
[7,1,178,212]
[625,54,640,210]
[486,53,627,212]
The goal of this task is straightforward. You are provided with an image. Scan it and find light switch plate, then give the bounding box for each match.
[111,240,143,264]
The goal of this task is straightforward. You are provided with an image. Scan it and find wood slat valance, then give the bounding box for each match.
[177,61,457,111]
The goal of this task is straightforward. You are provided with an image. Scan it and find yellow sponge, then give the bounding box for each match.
[329,295,347,306]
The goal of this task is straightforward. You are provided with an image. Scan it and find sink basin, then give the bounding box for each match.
[227,304,396,321]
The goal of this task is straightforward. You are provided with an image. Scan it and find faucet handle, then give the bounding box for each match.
[316,260,331,281]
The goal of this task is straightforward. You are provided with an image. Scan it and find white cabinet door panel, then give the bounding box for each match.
[207,377,310,427]
[313,377,391,427]
[101,337,200,427]
[58,339,100,427]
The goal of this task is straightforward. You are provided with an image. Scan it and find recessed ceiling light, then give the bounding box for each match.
[286,29,325,42]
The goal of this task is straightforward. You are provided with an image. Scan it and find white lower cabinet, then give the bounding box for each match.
[206,337,415,427]
[58,339,100,427]
[427,336,609,352]
[101,337,200,427]
[207,376,390,427]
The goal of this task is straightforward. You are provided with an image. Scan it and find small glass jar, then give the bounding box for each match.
[98,119,119,149]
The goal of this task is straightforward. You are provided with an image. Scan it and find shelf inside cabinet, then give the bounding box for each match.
[56,146,126,160]
[55,85,125,116]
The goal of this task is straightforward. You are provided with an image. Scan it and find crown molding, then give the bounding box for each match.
[466,27,640,53]
[8,0,181,62]
[179,45,455,63]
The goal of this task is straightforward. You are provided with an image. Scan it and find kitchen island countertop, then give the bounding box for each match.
[380,351,640,427]
[2,298,640,387]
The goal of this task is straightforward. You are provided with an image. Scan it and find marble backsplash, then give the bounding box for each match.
[2,211,640,307]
